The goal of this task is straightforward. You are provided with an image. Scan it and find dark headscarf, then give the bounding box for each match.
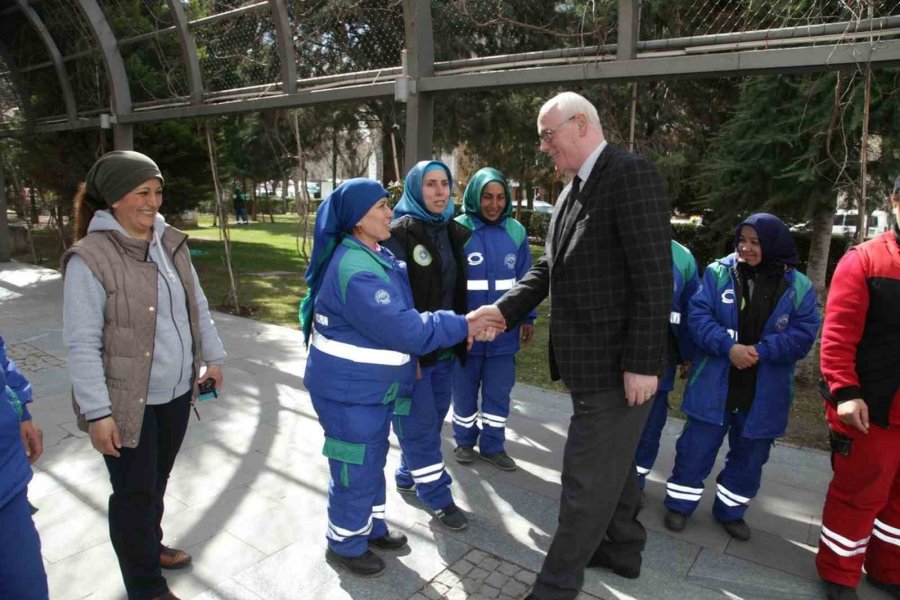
[299,178,389,345]
[393,160,455,224]
[84,151,163,208]
[461,167,512,225]
[734,213,799,268]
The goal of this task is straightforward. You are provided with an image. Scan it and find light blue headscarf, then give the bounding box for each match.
[299,178,389,345]
[393,160,455,224]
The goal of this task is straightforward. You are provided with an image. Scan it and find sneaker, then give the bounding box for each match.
[369,530,408,551]
[325,548,385,577]
[720,518,751,541]
[664,510,688,532]
[396,481,416,495]
[479,450,517,471]
[867,574,900,598]
[454,445,477,464]
[432,502,468,531]
[823,580,859,600]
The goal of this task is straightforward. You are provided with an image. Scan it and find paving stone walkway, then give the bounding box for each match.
[0,260,893,600]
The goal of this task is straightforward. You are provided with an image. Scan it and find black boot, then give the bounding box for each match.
[325,549,385,577]
[822,580,859,600]
[369,530,408,550]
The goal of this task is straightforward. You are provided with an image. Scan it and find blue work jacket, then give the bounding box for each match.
[680,254,819,439]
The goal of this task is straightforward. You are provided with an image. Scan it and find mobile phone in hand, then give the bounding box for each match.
[198,378,218,402]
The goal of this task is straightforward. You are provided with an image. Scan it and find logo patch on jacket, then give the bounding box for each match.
[467,252,484,266]
[374,289,391,305]
[721,289,735,304]
[775,314,790,332]
[412,244,432,266]
[504,253,516,269]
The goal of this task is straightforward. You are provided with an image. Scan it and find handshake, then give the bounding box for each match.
[465,305,507,347]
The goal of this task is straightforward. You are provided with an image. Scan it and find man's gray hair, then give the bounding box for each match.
[540,92,602,129]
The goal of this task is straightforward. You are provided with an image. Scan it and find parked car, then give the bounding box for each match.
[531,200,555,214]
[833,209,891,238]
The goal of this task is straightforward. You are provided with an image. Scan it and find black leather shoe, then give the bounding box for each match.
[586,553,641,579]
[369,530,408,550]
[719,518,751,541]
[867,574,900,598]
[325,548,385,577]
[823,580,859,599]
[664,510,688,532]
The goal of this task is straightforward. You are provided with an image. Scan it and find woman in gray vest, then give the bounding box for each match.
[62,151,226,600]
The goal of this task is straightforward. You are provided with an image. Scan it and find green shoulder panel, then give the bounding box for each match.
[709,261,731,291]
[455,214,476,231]
[791,271,813,310]
[337,241,391,302]
[671,239,697,281]
[503,218,527,248]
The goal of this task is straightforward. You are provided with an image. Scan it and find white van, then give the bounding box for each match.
[832,209,891,238]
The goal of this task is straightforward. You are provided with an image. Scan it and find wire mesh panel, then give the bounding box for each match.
[183,0,252,23]
[98,0,175,40]
[20,65,66,119]
[120,38,190,103]
[0,10,54,70]
[432,0,618,62]
[289,0,404,77]
[193,9,282,92]
[0,55,23,130]
[642,0,900,41]
[69,51,111,113]
[31,0,97,58]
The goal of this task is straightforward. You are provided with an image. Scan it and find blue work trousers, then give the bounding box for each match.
[452,354,515,456]
[664,411,774,522]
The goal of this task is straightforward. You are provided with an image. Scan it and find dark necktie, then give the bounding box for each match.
[553,175,581,249]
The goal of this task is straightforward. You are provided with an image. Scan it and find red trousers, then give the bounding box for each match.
[817,424,900,587]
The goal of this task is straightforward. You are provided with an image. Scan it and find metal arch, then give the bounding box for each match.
[165,0,204,103]
[14,0,78,124]
[268,0,297,93]
[73,0,134,149]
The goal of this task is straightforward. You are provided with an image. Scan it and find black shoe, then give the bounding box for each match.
[867,574,900,598]
[586,553,641,579]
[325,548,385,578]
[454,445,478,464]
[479,450,517,471]
[432,502,468,531]
[664,510,688,532]
[369,530,408,551]
[720,518,751,541]
[396,481,416,495]
[823,580,859,600]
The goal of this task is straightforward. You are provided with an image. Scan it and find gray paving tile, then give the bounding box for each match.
[163,532,266,599]
[724,526,819,581]
[686,547,822,599]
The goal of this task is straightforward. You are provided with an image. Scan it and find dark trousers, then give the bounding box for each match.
[532,388,652,600]
[104,391,191,600]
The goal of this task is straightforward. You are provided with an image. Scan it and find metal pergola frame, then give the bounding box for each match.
[2,0,900,261]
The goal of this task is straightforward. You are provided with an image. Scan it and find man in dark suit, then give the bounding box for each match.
[485,92,673,599]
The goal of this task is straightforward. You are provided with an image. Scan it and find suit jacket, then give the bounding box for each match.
[496,143,672,393]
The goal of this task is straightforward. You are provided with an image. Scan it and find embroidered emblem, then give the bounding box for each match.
[374,289,391,305]
[467,252,484,266]
[504,253,516,269]
[775,314,790,332]
[721,289,735,304]
[412,244,432,267]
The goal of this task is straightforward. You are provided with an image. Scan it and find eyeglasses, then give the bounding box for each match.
[539,115,576,144]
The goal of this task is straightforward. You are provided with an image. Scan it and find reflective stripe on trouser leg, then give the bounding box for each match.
[634,388,670,489]
[712,414,772,523]
[311,396,391,558]
[395,362,454,510]
[664,416,729,516]
[452,355,483,448]
[861,426,900,585]
[478,354,515,456]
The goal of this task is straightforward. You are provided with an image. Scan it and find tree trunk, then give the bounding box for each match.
[205,124,240,314]
[795,201,835,383]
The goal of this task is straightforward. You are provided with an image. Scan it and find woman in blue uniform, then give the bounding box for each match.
[452,167,536,471]
[633,240,699,489]
[385,161,472,530]
[301,178,500,578]
[662,213,819,541]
